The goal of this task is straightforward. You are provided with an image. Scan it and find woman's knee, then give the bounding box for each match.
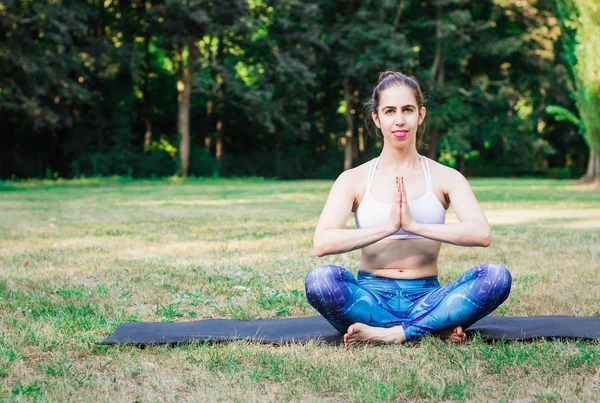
[466,262,511,284]
[480,263,512,301]
[305,265,344,297]
[460,263,512,306]
[485,263,512,287]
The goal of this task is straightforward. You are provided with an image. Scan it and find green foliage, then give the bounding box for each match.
[0,0,591,178]
[556,0,600,179]
[563,0,600,149]
[545,105,580,127]
[0,0,91,130]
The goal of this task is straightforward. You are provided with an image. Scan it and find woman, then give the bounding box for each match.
[305,71,512,346]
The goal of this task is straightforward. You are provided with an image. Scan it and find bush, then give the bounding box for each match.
[71,149,176,178]
[187,147,218,177]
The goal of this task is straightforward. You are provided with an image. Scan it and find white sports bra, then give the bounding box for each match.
[354,156,446,240]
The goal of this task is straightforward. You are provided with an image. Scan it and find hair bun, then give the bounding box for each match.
[377,70,402,83]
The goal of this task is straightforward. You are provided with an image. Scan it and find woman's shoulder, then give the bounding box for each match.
[331,159,373,204]
[424,157,469,193]
[335,159,373,183]
[425,157,462,179]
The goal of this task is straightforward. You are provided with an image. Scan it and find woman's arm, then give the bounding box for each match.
[313,170,397,257]
[401,170,491,247]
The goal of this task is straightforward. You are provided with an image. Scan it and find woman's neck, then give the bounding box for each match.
[378,146,420,171]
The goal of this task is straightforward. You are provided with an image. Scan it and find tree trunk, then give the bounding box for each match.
[390,0,406,35]
[95,104,104,152]
[352,127,359,160]
[177,38,199,177]
[215,74,225,163]
[351,89,361,159]
[579,144,600,188]
[275,81,286,176]
[205,89,214,152]
[426,6,443,160]
[215,33,225,164]
[205,36,213,153]
[94,0,105,153]
[358,127,365,153]
[429,8,443,95]
[426,128,440,160]
[343,77,354,170]
[114,0,134,149]
[456,155,465,174]
[142,28,152,148]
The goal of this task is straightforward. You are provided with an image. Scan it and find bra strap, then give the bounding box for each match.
[366,157,379,191]
[420,156,432,188]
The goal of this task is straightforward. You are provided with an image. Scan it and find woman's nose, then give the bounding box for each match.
[394,113,405,125]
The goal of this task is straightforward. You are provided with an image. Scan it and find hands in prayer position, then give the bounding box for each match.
[389,176,416,234]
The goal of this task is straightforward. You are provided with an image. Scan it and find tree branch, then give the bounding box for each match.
[1,12,37,25]
[390,0,406,35]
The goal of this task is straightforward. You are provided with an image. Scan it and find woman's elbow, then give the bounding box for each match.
[479,229,491,247]
[313,238,328,257]
[313,244,325,257]
[480,235,491,247]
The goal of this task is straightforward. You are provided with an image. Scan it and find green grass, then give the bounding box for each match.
[1,177,599,401]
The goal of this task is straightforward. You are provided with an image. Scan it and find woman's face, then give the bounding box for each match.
[372,85,426,148]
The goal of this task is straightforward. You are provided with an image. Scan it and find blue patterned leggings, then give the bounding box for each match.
[305,264,512,341]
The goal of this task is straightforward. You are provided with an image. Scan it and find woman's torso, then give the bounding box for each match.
[352,156,449,279]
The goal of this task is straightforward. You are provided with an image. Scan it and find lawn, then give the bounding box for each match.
[1,177,599,401]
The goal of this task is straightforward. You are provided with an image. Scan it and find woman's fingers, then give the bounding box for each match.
[400,177,415,231]
[389,176,402,232]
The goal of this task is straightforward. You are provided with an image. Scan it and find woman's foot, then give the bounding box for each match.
[343,323,467,346]
[435,326,467,343]
[343,323,407,346]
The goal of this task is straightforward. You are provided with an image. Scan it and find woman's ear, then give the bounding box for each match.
[372,112,381,128]
[418,107,427,126]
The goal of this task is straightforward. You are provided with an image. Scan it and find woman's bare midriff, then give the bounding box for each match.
[359,238,442,279]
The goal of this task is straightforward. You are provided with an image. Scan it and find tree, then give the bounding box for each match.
[139,0,155,148]
[554,0,600,186]
[0,0,94,177]
[410,0,567,174]
[321,0,417,170]
[153,0,209,177]
[0,0,588,179]
[241,0,322,177]
[204,0,246,166]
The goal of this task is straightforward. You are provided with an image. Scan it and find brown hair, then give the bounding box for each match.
[364,70,426,137]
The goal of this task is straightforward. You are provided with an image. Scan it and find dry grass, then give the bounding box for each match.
[0,177,599,402]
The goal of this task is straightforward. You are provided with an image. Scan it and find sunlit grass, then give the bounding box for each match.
[1,178,599,401]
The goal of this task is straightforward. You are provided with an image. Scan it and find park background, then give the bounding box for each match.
[1,0,599,184]
[1,0,600,402]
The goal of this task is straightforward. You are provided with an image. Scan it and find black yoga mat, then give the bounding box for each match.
[100,315,600,345]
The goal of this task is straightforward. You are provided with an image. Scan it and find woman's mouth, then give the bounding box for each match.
[392,130,408,139]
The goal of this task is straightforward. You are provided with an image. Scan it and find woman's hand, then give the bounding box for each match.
[400,177,416,232]
[389,177,417,233]
[313,169,413,256]
[389,176,403,232]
